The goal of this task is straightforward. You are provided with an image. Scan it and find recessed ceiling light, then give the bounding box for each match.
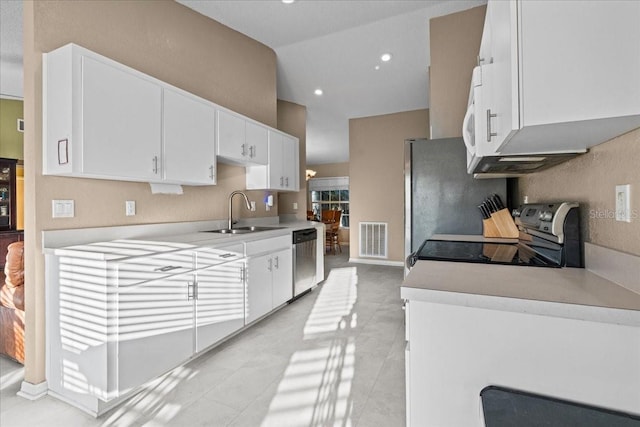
[374,65,380,70]
[381,53,392,62]
[314,89,323,96]
[282,0,295,4]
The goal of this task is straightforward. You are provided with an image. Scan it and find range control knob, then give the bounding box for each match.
[512,208,521,217]
[539,211,553,222]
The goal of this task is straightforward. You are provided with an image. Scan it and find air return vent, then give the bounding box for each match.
[359,222,388,258]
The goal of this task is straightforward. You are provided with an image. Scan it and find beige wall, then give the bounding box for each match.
[277,100,307,220]
[23,0,279,384]
[518,128,640,257]
[308,162,350,178]
[429,5,486,139]
[350,109,429,262]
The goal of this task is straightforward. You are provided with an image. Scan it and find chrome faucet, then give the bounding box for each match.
[228,191,252,230]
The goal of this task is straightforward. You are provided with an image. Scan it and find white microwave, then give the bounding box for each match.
[463,66,584,178]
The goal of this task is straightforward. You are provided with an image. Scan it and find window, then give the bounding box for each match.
[309,177,349,228]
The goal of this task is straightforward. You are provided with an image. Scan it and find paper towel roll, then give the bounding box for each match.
[150,183,184,195]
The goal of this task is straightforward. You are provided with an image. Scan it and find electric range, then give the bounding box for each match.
[408,202,583,269]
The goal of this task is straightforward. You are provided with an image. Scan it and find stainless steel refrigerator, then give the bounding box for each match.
[404,137,507,260]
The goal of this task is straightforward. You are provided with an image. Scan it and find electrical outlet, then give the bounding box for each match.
[250,201,256,212]
[293,202,298,210]
[126,200,136,216]
[615,185,631,222]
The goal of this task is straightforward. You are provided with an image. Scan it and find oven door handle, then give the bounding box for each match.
[405,253,417,270]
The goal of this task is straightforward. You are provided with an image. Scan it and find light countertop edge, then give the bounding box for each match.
[402,259,640,327]
[46,220,322,261]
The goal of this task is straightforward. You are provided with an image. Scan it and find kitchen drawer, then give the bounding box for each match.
[116,250,194,287]
[245,235,291,256]
[196,243,245,269]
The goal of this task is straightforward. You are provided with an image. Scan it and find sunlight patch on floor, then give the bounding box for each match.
[261,266,359,427]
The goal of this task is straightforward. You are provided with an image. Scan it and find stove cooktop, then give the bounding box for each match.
[414,239,562,267]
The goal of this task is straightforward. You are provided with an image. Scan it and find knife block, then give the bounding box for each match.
[483,208,519,238]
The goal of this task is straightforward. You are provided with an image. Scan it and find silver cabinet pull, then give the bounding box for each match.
[187,281,194,300]
[280,176,284,187]
[152,156,159,174]
[486,109,497,142]
[249,145,255,158]
[209,165,215,180]
[219,253,236,258]
[274,256,279,269]
[154,265,181,272]
[268,258,273,272]
[241,143,246,156]
[285,177,289,187]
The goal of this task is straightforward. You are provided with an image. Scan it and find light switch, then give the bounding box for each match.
[293,202,298,210]
[52,200,74,218]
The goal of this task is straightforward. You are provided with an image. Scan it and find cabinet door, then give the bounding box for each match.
[216,110,246,162]
[246,254,273,324]
[271,248,293,308]
[245,121,268,165]
[485,0,519,153]
[117,273,195,394]
[195,260,245,352]
[267,131,284,189]
[81,56,162,180]
[163,89,216,185]
[281,135,299,191]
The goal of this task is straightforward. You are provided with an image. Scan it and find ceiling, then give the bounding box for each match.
[0,0,486,164]
[179,0,485,164]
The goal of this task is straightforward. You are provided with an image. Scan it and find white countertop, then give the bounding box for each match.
[402,260,640,326]
[49,220,321,261]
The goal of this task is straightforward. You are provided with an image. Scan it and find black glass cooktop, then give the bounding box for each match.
[414,239,562,267]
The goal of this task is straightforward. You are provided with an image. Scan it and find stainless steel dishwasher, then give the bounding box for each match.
[292,228,317,298]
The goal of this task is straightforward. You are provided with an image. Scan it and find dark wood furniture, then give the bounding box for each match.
[0,158,18,231]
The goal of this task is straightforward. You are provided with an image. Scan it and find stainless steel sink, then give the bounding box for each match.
[204,226,285,234]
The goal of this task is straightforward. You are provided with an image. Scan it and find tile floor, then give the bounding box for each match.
[0,249,406,427]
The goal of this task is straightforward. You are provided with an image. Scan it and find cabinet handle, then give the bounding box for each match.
[152,156,159,174]
[477,55,485,66]
[268,258,273,272]
[241,144,246,156]
[285,177,289,187]
[219,253,236,258]
[187,282,194,300]
[155,265,181,272]
[486,109,497,142]
[194,280,199,300]
[240,266,245,282]
[280,176,284,187]
[249,145,255,158]
[274,256,279,269]
[209,165,215,180]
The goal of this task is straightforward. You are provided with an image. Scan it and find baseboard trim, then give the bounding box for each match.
[17,380,48,400]
[348,257,404,267]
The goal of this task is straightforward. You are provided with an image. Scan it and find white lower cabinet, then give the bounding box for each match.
[246,253,274,324]
[271,248,293,308]
[195,259,245,352]
[117,272,196,394]
[245,235,293,324]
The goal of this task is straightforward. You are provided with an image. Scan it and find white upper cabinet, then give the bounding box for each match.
[216,110,268,166]
[246,129,299,192]
[81,56,162,181]
[44,43,216,185]
[476,0,640,156]
[163,89,216,185]
[44,43,300,189]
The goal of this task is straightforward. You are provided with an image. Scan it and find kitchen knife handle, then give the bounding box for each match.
[486,199,498,213]
[491,194,505,210]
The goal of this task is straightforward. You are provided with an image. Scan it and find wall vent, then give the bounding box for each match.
[359,222,388,258]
